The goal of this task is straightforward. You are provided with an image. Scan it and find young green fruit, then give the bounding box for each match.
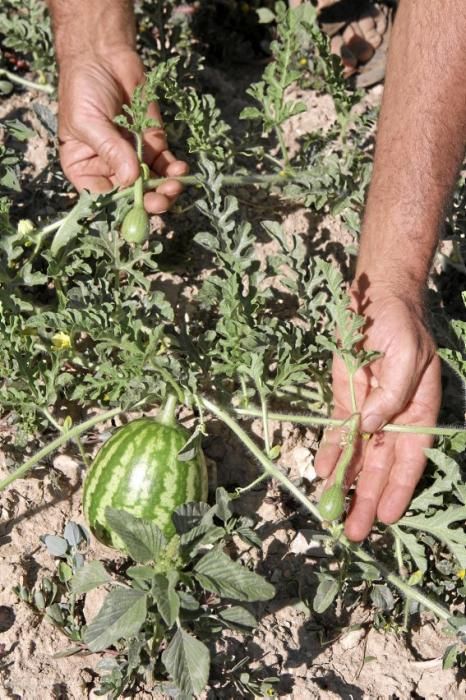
[121,206,150,244]
[318,484,345,521]
[83,416,208,552]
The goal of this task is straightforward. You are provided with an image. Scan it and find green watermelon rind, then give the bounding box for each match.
[83,418,208,551]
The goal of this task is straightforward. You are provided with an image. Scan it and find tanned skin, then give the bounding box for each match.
[47,0,466,540]
[47,0,188,213]
[315,0,466,540]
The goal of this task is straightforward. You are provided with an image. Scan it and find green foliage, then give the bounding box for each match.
[240,1,311,160]
[438,292,466,377]
[3,0,466,691]
[18,492,274,698]
[0,0,55,81]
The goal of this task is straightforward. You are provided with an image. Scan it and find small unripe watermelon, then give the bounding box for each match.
[121,206,150,244]
[83,417,208,551]
[318,484,345,521]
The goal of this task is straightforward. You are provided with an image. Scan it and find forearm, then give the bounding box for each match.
[46,0,136,62]
[356,0,466,297]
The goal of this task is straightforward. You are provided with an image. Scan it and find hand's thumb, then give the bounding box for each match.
[85,118,139,187]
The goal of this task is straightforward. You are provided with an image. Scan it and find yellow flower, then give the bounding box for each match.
[51,331,71,350]
[299,57,307,66]
[457,569,466,580]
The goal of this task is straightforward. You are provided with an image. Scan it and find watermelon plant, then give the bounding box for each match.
[1,1,466,696]
[16,491,275,698]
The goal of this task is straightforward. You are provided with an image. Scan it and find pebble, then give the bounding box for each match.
[340,627,365,650]
[52,454,82,481]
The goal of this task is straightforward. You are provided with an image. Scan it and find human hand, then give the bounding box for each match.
[57,48,188,213]
[315,286,441,541]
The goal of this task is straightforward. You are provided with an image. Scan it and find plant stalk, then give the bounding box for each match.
[0,407,122,491]
[0,68,54,94]
[203,398,455,627]
[34,171,303,240]
[234,406,466,437]
[158,394,178,426]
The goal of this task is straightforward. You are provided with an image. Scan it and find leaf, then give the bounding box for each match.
[162,628,210,696]
[178,591,199,611]
[70,561,111,594]
[194,231,219,251]
[409,449,462,511]
[64,522,84,548]
[57,562,73,583]
[180,523,225,549]
[152,573,180,628]
[172,502,212,534]
[313,576,338,614]
[370,585,395,612]
[398,505,466,568]
[43,535,68,557]
[219,605,257,629]
[390,525,427,573]
[83,588,147,652]
[443,643,459,670]
[4,119,36,142]
[177,429,203,462]
[236,526,262,549]
[256,7,275,23]
[50,191,95,255]
[215,487,232,522]
[104,507,166,563]
[194,549,275,602]
[126,565,154,582]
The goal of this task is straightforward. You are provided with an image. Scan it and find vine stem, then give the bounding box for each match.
[0,407,122,491]
[0,68,54,94]
[41,409,91,471]
[234,406,466,437]
[201,397,322,523]
[33,171,300,240]
[202,398,454,626]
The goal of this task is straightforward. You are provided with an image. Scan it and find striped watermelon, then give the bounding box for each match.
[83,412,208,551]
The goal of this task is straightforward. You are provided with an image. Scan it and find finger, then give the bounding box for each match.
[339,429,369,489]
[377,357,441,523]
[156,177,185,199]
[142,101,167,160]
[314,407,348,479]
[143,192,170,215]
[79,117,140,187]
[360,343,425,434]
[74,175,114,193]
[144,162,189,213]
[152,150,189,179]
[376,432,431,524]
[344,431,396,541]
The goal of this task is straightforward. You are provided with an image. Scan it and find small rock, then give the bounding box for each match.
[289,530,327,557]
[289,532,310,555]
[340,627,365,650]
[52,453,82,481]
[292,446,316,482]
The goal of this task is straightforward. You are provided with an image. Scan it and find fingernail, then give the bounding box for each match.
[362,413,385,433]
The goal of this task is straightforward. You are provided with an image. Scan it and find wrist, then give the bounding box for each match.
[48,0,136,64]
[350,265,427,308]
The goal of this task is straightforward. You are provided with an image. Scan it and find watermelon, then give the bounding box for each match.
[83,406,208,551]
